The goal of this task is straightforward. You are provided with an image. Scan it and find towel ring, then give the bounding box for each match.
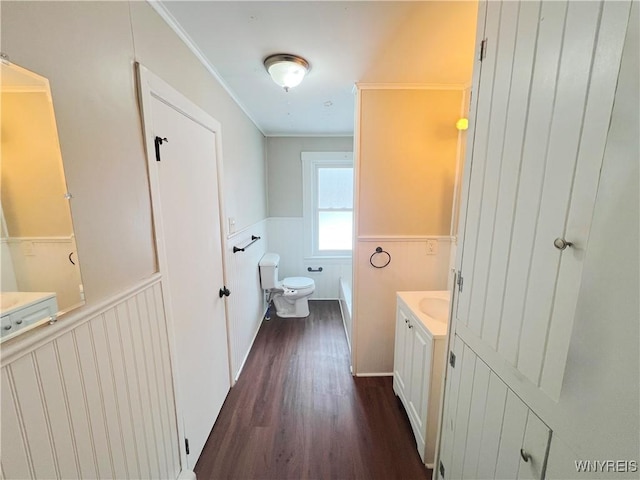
[370,247,391,269]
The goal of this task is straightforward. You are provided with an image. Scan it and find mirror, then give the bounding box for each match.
[1,59,84,342]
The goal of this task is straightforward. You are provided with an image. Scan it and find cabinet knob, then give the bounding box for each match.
[408,323,413,329]
[520,448,531,463]
[553,237,573,250]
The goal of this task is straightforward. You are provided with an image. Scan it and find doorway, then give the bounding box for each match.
[137,65,231,472]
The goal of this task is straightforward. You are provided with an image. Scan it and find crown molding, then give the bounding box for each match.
[355,82,468,91]
[146,1,266,136]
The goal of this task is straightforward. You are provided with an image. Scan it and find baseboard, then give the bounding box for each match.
[233,307,267,383]
[355,372,393,377]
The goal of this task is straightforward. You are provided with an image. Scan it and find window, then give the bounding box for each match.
[302,152,354,258]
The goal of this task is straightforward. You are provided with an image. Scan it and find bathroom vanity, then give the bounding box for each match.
[393,291,449,468]
[0,292,58,342]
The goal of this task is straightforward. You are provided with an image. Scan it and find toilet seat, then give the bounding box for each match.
[282,276,314,289]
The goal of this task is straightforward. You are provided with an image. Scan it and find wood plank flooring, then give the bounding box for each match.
[195,300,432,480]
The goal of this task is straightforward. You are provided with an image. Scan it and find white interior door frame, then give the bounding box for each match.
[136,63,232,476]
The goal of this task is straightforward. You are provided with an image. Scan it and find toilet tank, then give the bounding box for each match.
[259,253,280,289]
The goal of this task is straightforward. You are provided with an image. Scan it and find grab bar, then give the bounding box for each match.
[233,235,261,253]
[307,267,323,273]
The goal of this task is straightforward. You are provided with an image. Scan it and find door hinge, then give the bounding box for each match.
[440,460,445,478]
[449,351,456,368]
[154,136,168,162]
[479,39,488,61]
[457,271,464,292]
[185,437,190,455]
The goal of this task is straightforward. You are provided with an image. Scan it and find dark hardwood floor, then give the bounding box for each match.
[195,300,432,480]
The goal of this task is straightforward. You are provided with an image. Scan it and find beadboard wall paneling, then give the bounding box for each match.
[354,237,452,375]
[226,220,268,380]
[267,217,352,299]
[0,278,180,480]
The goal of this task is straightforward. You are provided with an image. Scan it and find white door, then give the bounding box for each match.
[454,0,631,401]
[138,67,231,469]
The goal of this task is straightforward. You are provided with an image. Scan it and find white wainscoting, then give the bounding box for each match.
[353,236,453,376]
[267,217,352,299]
[225,220,268,381]
[0,275,180,480]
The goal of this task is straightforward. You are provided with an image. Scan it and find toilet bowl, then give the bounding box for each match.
[259,253,315,318]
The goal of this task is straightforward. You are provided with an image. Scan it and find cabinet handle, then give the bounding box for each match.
[408,323,413,329]
[404,318,409,324]
[553,237,573,250]
[520,449,531,463]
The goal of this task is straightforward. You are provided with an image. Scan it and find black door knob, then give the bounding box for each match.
[219,287,230,298]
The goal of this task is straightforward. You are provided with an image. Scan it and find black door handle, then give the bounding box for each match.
[219,287,230,298]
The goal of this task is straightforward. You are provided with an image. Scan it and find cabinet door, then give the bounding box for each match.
[393,306,412,398]
[408,324,432,443]
[454,0,632,401]
[440,338,551,480]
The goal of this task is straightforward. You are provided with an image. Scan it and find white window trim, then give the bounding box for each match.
[301,151,354,259]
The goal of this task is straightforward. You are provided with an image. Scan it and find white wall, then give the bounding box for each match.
[546,3,639,475]
[7,237,83,312]
[265,137,354,299]
[353,87,467,375]
[267,217,352,299]
[1,243,18,292]
[1,2,268,477]
[266,136,354,217]
[1,1,267,305]
[353,237,452,374]
[225,220,268,380]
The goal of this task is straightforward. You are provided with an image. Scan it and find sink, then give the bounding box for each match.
[419,297,450,322]
[397,291,451,338]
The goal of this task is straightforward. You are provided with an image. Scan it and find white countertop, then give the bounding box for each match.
[397,291,450,339]
[1,292,57,317]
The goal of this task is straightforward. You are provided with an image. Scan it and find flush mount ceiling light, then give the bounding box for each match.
[264,54,310,92]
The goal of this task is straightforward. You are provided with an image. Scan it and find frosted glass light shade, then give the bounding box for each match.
[264,54,310,91]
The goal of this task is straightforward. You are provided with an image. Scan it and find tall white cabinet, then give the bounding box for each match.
[439,1,635,479]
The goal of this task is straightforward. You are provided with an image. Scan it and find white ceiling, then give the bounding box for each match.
[156,1,478,137]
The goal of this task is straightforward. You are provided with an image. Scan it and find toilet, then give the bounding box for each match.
[259,253,315,318]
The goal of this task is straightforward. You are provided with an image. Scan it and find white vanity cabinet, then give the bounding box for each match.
[0,292,58,341]
[393,293,447,468]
